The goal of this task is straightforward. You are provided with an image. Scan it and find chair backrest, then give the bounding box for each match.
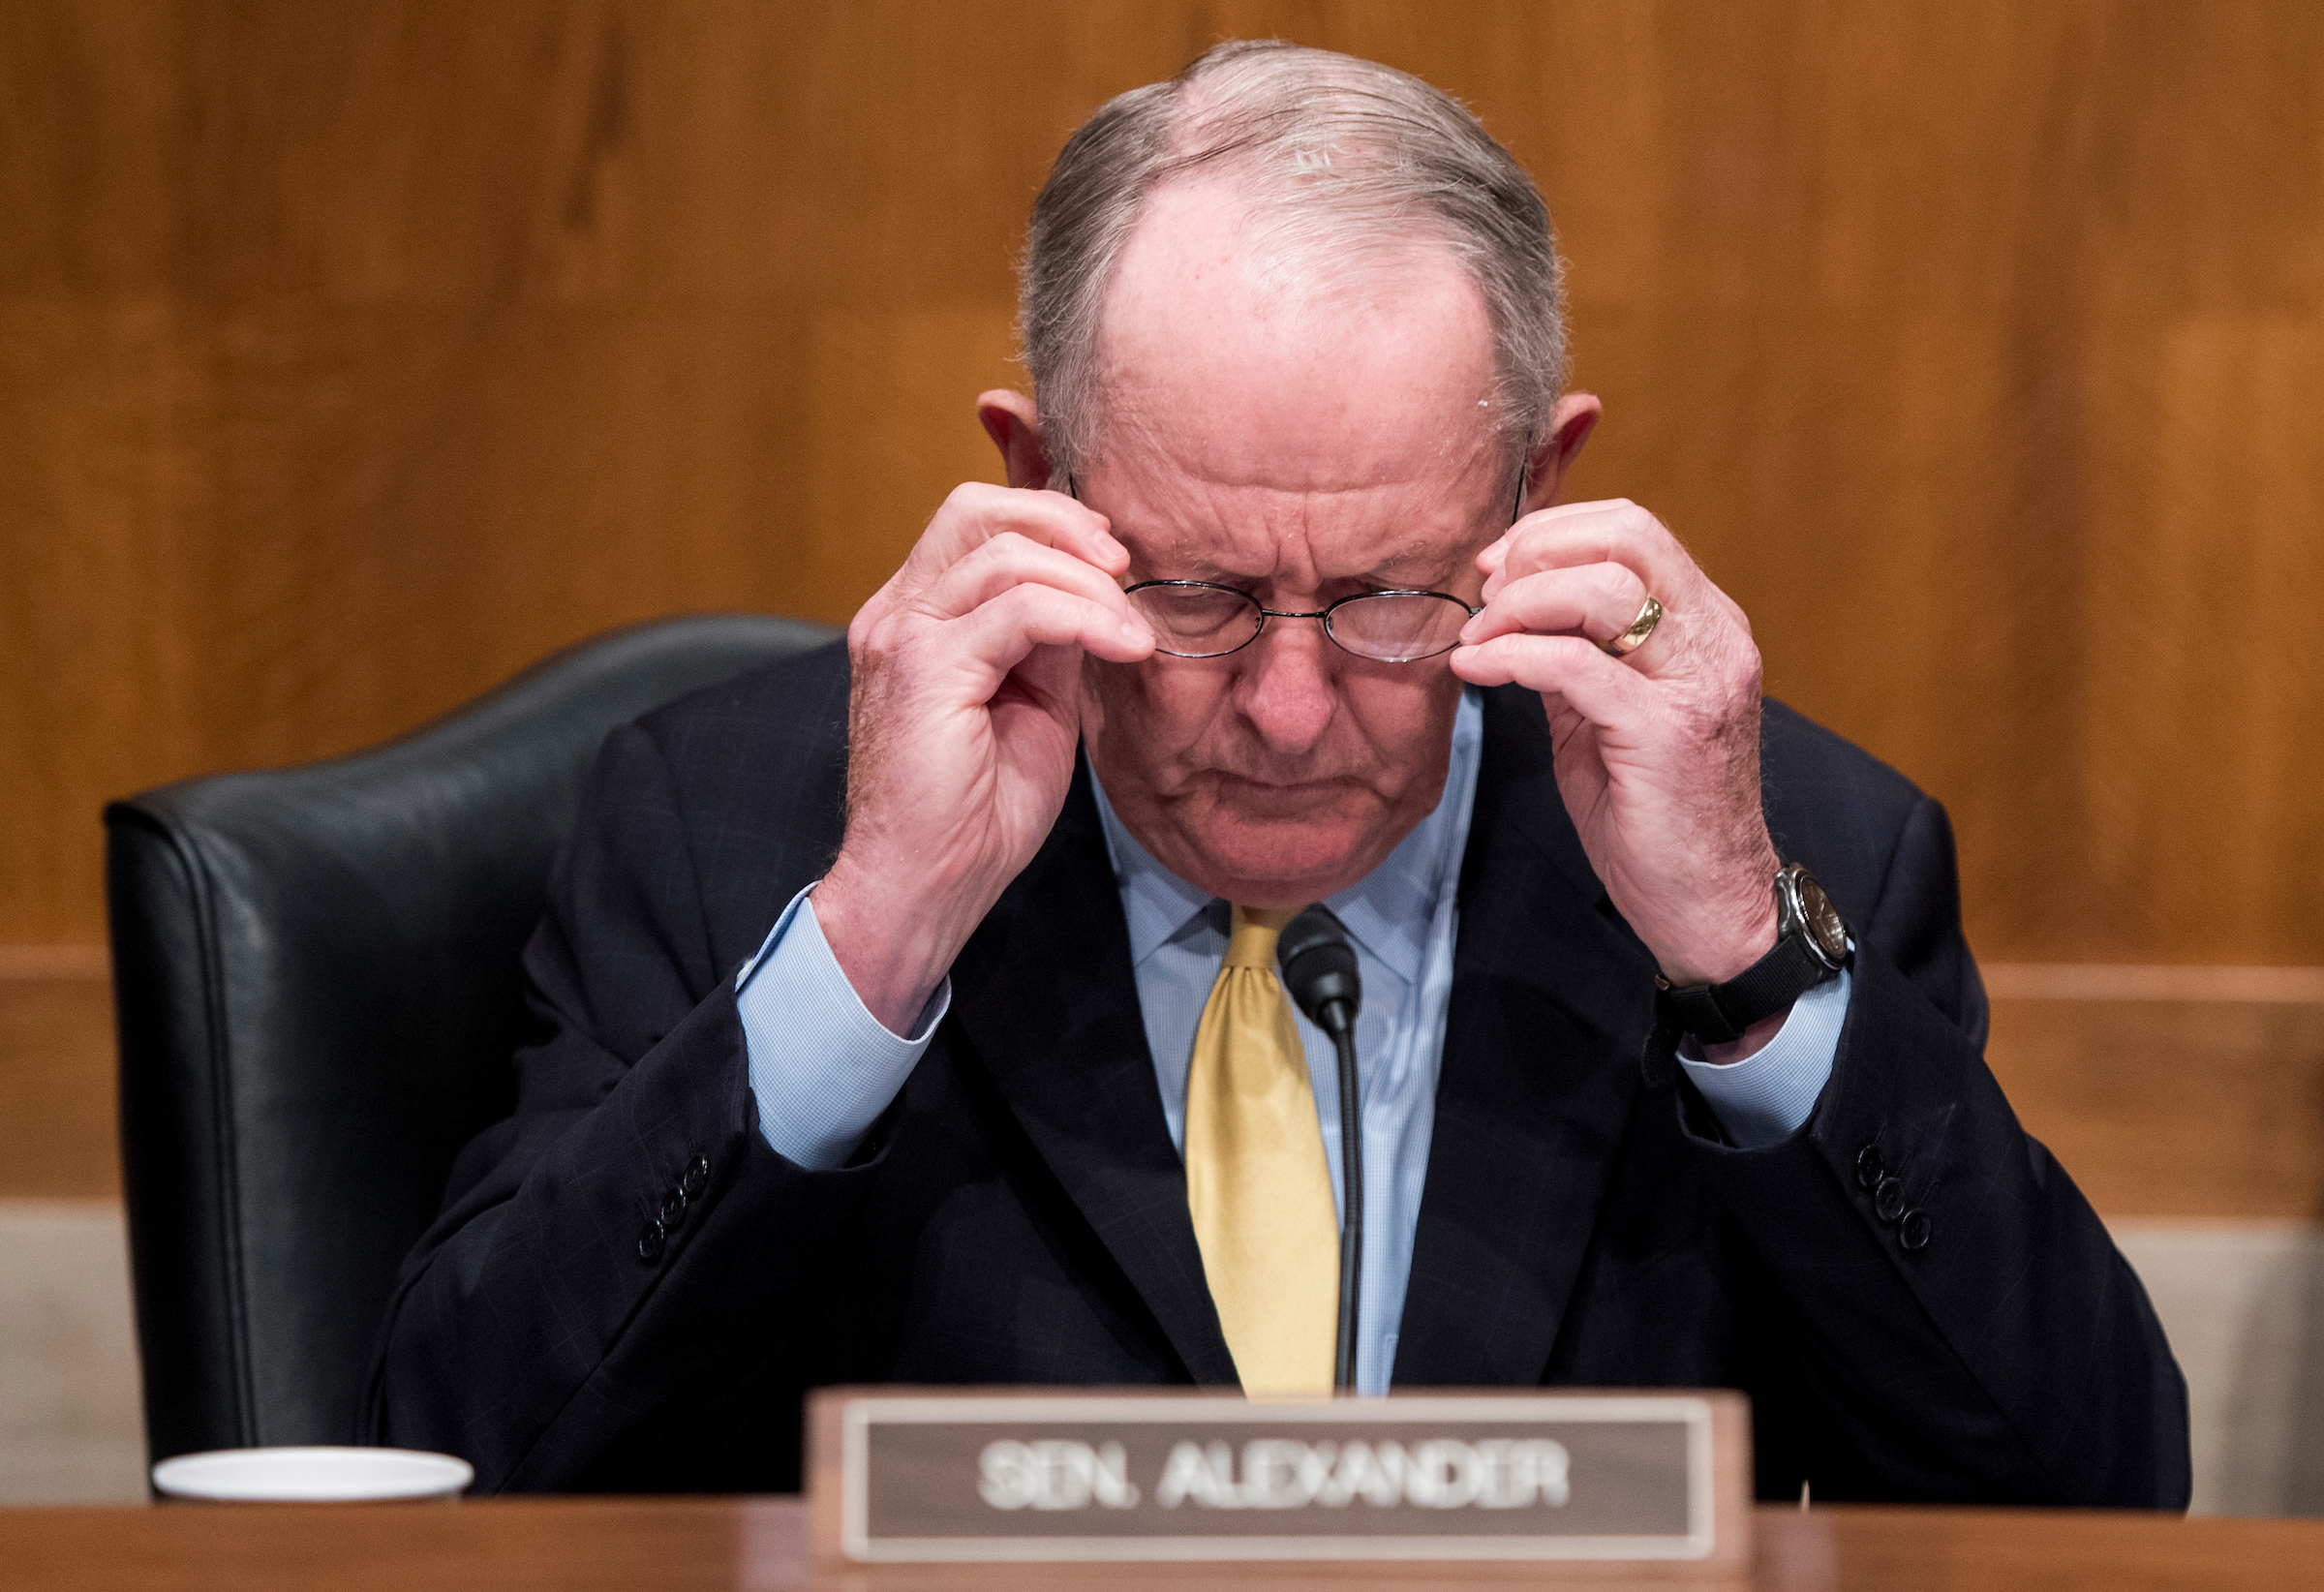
[106,613,839,1464]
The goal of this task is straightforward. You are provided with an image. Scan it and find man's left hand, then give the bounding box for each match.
[1449,498,1781,992]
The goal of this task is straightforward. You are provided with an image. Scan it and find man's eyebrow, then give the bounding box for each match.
[1130,536,1461,585]
[1122,539,1243,582]
[1363,537,1456,582]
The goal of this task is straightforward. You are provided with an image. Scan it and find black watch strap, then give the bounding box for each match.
[1654,865,1850,1045]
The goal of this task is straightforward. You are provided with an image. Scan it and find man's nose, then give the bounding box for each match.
[1233,617,1338,754]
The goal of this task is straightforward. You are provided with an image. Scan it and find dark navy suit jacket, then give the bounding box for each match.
[366,640,2190,1505]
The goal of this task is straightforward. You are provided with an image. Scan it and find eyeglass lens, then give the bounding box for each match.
[1125,585,1472,662]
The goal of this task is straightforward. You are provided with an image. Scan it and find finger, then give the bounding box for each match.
[1461,563,1652,650]
[1449,632,1656,729]
[1489,499,1695,600]
[918,531,1148,636]
[946,583,1156,686]
[901,482,1127,590]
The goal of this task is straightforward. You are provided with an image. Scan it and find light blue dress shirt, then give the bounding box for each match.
[735,687,1850,1393]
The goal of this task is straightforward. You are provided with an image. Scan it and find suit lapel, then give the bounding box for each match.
[947,759,1238,1387]
[1392,686,1659,1387]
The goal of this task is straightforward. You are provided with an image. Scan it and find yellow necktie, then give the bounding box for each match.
[1184,904,1338,1394]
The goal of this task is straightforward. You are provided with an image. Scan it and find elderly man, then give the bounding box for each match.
[371,42,2187,1505]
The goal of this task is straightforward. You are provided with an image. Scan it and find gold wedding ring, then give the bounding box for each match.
[1603,595,1665,658]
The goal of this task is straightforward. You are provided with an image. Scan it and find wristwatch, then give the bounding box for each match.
[1654,863,1850,1045]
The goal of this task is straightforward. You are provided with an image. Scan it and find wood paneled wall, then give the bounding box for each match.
[5,0,2321,964]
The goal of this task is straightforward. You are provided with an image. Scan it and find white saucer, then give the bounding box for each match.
[151,1446,474,1502]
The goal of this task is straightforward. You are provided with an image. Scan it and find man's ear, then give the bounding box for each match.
[1520,391,1604,513]
[978,390,1055,491]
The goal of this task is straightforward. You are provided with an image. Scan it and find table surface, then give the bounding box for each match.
[5,1496,2321,1591]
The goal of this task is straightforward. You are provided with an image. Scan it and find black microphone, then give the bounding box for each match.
[1278,904,1361,1037]
[1277,903,1363,1393]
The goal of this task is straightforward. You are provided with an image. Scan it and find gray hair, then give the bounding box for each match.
[1020,40,1568,486]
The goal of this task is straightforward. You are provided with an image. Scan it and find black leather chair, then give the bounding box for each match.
[106,613,839,1466]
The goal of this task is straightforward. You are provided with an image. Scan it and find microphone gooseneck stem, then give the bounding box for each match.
[1331,1020,1362,1393]
[1274,903,1365,1394]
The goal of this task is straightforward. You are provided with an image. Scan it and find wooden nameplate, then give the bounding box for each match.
[808,1387,1750,1574]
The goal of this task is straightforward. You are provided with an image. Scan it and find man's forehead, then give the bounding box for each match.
[1083,182,1509,579]
[1091,178,1503,478]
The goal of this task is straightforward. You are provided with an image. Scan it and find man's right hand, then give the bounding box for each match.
[812,483,1154,1032]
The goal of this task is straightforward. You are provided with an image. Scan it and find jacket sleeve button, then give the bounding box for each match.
[681,1154,712,1201]
[659,1188,688,1229]
[1874,1176,1907,1223]
[636,1219,666,1263]
[1899,1209,1931,1251]
[1854,1142,1884,1190]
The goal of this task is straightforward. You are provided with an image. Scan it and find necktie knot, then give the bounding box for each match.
[1226,903,1296,969]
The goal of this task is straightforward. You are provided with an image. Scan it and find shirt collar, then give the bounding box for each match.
[1089,689,1484,989]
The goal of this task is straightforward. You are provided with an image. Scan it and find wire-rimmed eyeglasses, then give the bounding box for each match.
[1123,580,1482,662]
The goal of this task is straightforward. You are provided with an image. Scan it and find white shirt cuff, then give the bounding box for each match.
[735,884,949,1171]
[1677,967,1850,1150]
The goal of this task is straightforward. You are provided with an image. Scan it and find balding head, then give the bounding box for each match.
[1019,40,1568,488]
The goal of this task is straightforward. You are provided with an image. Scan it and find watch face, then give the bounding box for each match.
[1795,874,1850,966]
